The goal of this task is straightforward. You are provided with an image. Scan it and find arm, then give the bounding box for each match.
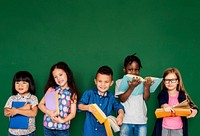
[54,98,77,123]
[161,103,174,112]
[4,104,38,117]
[116,109,124,125]
[38,96,57,118]
[186,93,198,118]
[78,103,94,113]
[118,78,141,103]
[143,77,153,100]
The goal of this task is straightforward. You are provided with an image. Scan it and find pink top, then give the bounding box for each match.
[162,92,183,129]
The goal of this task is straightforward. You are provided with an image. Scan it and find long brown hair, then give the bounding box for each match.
[162,67,186,94]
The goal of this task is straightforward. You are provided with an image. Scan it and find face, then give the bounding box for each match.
[15,81,29,96]
[52,68,68,89]
[164,73,179,91]
[124,61,140,75]
[94,73,114,96]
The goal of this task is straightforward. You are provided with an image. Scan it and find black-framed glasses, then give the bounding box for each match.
[163,78,178,84]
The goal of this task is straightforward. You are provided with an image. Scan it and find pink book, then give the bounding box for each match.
[45,90,59,114]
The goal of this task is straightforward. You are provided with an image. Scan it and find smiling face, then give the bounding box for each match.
[124,61,140,76]
[164,73,179,92]
[52,68,68,89]
[15,81,29,96]
[94,73,114,96]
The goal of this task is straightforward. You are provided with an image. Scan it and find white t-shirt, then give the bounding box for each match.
[115,79,147,124]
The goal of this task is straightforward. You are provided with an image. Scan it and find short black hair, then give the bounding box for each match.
[96,66,113,79]
[124,53,142,69]
[12,71,36,95]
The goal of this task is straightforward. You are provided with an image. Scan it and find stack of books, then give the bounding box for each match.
[155,100,191,118]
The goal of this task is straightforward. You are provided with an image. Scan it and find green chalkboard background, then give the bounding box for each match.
[0,0,199,135]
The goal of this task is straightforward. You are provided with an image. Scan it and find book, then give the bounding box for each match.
[107,115,120,132]
[90,104,120,136]
[45,91,59,115]
[155,100,191,118]
[90,104,107,124]
[104,118,113,136]
[9,101,30,129]
[155,108,191,118]
[118,74,163,96]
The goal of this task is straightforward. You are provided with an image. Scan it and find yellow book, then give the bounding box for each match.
[104,119,113,136]
[91,104,119,136]
[155,100,191,118]
[155,108,191,118]
[90,104,107,124]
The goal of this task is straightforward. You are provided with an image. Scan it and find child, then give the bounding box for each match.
[115,54,153,136]
[152,67,198,136]
[78,66,125,136]
[4,71,38,136]
[38,61,79,136]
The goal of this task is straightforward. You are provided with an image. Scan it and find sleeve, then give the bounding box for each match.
[4,96,13,108]
[112,94,124,113]
[157,90,168,107]
[186,93,199,113]
[30,95,38,108]
[115,79,123,97]
[78,90,91,105]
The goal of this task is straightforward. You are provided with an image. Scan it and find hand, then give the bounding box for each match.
[47,110,58,120]
[144,77,153,88]
[22,102,32,110]
[187,109,198,118]
[162,104,174,113]
[53,116,67,124]
[8,108,18,117]
[116,114,123,126]
[128,77,141,90]
[88,105,95,113]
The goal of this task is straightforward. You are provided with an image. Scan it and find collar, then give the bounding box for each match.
[16,92,31,99]
[97,90,107,97]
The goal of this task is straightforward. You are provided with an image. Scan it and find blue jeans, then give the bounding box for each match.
[9,131,35,136]
[120,123,147,136]
[44,127,70,136]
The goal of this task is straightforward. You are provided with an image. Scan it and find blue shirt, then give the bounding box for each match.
[78,88,124,136]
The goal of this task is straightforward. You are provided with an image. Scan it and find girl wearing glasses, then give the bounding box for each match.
[152,67,198,136]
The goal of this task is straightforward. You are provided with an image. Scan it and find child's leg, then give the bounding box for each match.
[134,124,147,136]
[119,123,133,136]
[44,127,55,136]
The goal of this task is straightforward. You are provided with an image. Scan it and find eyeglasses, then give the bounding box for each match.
[163,78,178,84]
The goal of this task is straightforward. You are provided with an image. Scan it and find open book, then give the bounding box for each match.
[107,115,120,132]
[9,101,30,129]
[118,74,163,96]
[155,100,191,118]
[91,104,120,136]
[45,91,59,115]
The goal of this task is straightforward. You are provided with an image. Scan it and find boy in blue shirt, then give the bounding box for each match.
[78,66,124,136]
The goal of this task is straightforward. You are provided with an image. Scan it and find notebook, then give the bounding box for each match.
[45,91,59,114]
[9,101,30,129]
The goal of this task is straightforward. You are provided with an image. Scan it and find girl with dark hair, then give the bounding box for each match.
[39,61,79,136]
[4,71,38,136]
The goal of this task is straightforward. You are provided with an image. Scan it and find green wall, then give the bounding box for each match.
[0,0,199,135]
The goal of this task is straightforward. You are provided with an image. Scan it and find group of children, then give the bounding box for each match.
[4,54,198,136]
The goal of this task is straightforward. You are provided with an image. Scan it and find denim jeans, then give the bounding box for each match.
[44,127,70,136]
[120,123,147,136]
[8,131,35,136]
